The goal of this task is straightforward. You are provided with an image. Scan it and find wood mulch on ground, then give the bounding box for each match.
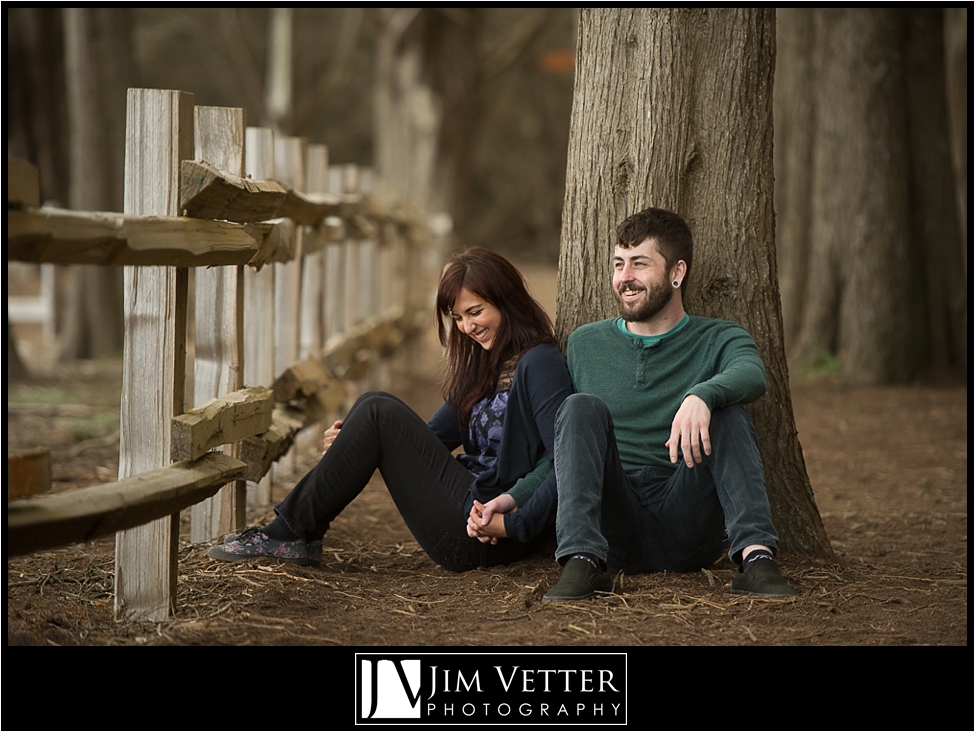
[6,265,968,648]
[7,352,966,648]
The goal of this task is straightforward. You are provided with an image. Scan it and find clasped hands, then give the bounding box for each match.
[467,493,516,544]
[465,396,711,544]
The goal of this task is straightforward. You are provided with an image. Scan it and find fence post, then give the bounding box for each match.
[115,88,194,621]
[295,143,331,459]
[385,189,409,388]
[190,105,247,542]
[360,167,391,389]
[272,136,307,481]
[325,166,347,341]
[342,165,364,332]
[350,166,382,391]
[308,145,330,343]
[244,127,276,506]
[301,144,327,359]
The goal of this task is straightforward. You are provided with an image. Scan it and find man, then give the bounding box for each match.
[543,207,797,602]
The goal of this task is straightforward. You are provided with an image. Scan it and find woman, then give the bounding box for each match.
[208,247,572,571]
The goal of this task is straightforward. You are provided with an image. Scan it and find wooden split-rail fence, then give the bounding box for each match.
[7,88,442,621]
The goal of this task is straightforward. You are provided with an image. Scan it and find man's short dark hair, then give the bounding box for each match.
[616,207,693,289]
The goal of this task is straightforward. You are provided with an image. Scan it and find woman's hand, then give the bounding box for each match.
[467,494,517,544]
[323,420,343,455]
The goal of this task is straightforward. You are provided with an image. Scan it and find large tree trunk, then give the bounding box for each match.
[779,9,964,382]
[59,8,132,360]
[557,8,832,557]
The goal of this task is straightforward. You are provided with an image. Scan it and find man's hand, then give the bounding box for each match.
[466,494,516,544]
[322,420,343,455]
[666,394,712,467]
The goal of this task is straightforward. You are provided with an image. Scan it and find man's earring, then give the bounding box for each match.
[672,280,680,288]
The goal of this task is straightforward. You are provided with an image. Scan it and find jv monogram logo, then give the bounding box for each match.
[358,657,422,720]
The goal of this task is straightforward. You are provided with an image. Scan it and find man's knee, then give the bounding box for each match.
[555,395,616,467]
[709,404,759,444]
[710,403,749,426]
[557,393,611,429]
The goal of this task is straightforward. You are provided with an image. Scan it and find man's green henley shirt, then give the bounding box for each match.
[566,315,767,471]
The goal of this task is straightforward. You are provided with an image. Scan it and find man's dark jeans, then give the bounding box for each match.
[553,393,779,573]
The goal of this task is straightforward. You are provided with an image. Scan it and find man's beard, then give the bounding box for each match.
[616,279,673,323]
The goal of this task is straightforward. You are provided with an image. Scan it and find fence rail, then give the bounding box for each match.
[6,88,438,621]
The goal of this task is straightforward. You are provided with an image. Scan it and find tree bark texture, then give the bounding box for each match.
[777,9,965,382]
[557,8,832,556]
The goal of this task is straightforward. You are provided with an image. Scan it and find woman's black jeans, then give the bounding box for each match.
[274,391,549,572]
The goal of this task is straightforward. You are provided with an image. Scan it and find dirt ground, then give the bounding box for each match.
[6,263,968,649]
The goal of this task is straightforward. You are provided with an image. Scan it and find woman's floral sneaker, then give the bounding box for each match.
[305,540,323,565]
[206,527,316,565]
[219,531,324,565]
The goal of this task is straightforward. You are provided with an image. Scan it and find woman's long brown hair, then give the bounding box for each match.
[435,247,555,427]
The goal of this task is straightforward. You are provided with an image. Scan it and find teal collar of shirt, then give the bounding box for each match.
[616,313,690,347]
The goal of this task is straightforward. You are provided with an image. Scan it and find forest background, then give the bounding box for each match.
[8,7,967,387]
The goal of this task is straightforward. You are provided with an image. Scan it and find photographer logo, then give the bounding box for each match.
[355,652,626,726]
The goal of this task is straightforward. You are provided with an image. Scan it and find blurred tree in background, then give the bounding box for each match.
[370,8,574,262]
[775,8,966,385]
[58,8,134,359]
[8,8,67,207]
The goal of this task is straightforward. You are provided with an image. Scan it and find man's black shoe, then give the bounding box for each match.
[731,557,797,598]
[542,557,614,603]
